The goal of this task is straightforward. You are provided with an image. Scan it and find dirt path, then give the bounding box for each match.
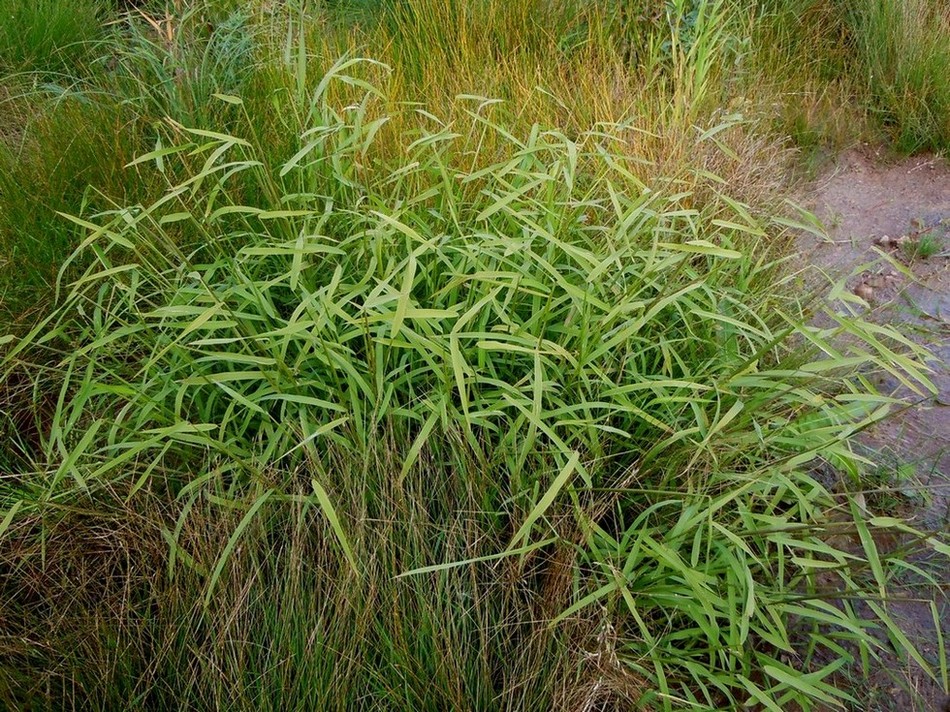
[801,149,950,711]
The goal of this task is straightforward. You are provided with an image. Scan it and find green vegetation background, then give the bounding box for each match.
[0,1,947,710]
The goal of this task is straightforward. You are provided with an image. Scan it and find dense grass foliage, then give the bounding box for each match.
[752,0,950,152]
[0,0,107,75]
[2,0,948,323]
[0,100,157,325]
[845,0,950,152]
[3,70,947,709]
[1,1,948,710]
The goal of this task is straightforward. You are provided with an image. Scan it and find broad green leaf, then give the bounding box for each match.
[311,478,359,575]
[397,537,557,579]
[204,489,273,606]
[507,451,580,551]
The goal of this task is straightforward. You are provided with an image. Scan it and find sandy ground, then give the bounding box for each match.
[799,148,950,711]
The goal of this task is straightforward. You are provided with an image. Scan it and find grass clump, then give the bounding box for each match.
[749,0,950,153]
[1,0,949,709]
[2,65,946,710]
[903,231,945,261]
[0,98,157,326]
[109,3,260,126]
[0,0,107,75]
[846,0,950,152]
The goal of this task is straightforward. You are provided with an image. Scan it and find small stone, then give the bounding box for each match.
[853,491,869,517]
[854,284,874,301]
[876,235,892,247]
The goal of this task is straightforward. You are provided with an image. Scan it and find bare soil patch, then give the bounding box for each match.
[801,148,950,711]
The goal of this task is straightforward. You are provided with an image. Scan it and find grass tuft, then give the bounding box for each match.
[0,0,107,75]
